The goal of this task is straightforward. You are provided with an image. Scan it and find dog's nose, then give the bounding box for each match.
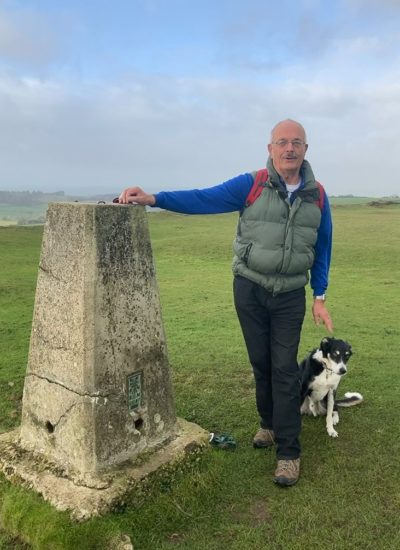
[339,367,347,375]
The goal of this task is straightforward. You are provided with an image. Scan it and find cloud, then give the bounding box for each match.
[0,1,399,198]
[0,7,60,67]
[0,66,399,198]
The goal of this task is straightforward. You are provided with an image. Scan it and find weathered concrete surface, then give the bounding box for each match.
[0,419,209,521]
[19,203,179,482]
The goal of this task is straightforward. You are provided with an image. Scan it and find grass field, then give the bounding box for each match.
[0,204,399,549]
[0,205,47,226]
[1,196,397,227]
[329,196,379,205]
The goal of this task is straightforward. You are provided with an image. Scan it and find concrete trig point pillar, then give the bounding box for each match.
[0,203,207,519]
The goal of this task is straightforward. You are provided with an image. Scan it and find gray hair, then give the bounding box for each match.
[270,119,308,143]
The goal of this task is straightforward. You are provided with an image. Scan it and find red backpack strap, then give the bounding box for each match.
[245,168,269,207]
[245,170,325,211]
[316,181,325,211]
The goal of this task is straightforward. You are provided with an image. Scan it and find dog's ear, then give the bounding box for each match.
[320,337,331,353]
[347,344,353,356]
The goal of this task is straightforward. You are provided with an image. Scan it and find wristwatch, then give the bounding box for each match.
[314,294,326,301]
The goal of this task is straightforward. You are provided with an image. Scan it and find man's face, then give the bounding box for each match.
[267,121,308,177]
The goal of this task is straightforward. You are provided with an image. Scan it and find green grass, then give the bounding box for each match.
[1,196,393,226]
[0,205,47,226]
[0,204,399,549]
[329,196,374,205]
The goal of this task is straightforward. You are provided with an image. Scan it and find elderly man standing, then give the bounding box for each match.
[118,119,333,486]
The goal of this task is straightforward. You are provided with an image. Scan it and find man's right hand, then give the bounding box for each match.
[118,187,156,206]
[312,299,334,333]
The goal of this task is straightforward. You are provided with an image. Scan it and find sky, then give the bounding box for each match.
[0,0,399,197]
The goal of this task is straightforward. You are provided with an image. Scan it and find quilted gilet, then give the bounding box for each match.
[233,159,322,295]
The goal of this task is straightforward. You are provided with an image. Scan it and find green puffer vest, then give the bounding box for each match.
[233,158,322,295]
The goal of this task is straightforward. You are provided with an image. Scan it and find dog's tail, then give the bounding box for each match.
[335,392,363,408]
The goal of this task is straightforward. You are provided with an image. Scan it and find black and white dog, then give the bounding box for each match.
[300,337,363,438]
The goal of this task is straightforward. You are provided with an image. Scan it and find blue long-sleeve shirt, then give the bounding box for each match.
[153,172,332,296]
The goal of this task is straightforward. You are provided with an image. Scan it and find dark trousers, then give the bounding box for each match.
[233,276,306,459]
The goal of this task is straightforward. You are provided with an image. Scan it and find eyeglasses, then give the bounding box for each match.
[271,139,306,148]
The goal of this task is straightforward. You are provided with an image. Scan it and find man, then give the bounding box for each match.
[118,119,333,486]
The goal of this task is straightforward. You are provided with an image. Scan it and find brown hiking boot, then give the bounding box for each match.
[273,458,300,486]
[253,428,275,448]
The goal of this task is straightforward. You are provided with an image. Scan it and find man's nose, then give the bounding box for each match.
[285,141,295,151]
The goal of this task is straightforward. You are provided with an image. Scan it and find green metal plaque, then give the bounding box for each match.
[128,372,142,411]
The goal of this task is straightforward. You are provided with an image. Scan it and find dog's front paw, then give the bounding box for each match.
[332,412,339,426]
[328,428,339,438]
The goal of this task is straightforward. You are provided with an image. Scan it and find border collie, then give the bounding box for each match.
[300,337,363,438]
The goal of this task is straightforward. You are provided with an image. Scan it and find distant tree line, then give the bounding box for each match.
[0,190,65,205]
